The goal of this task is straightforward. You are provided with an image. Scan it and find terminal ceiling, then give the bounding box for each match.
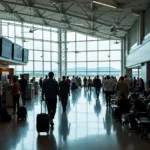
[0,0,149,40]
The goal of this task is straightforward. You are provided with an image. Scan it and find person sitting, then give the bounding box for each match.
[124,94,147,130]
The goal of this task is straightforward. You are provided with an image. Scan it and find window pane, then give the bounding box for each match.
[34,41,42,50]
[34,72,43,79]
[77,62,86,71]
[29,50,33,60]
[76,33,86,41]
[34,61,43,71]
[24,40,33,49]
[110,61,121,71]
[110,41,121,50]
[52,62,58,71]
[110,72,120,77]
[99,51,110,61]
[77,52,86,61]
[76,42,86,51]
[15,38,22,46]
[52,52,58,61]
[43,30,50,40]
[44,42,50,50]
[9,65,15,69]
[87,41,97,51]
[110,51,121,60]
[87,72,97,77]
[52,43,58,51]
[9,25,15,37]
[99,72,110,76]
[67,42,75,51]
[76,72,86,77]
[87,52,97,61]
[87,36,97,41]
[34,30,42,40]
[51,32,58,41]
[87,62,98,71]
[16,65,23,72]
[15,26,21,37]
[99,62,109,71]
[67,32,75,41]
[34,51,42,61]
[44,62,51,72]
[99,41,109,50]
[67,52,75,61]
[23,27,33,38]
[2,25,8,36]
[44,52,51,61]
[24,71,34,79]
[24,61,33,71]
[67,63,75,71]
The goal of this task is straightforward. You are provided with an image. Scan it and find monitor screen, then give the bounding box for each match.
[23,48,29,63]
[0,37,12,59]
[13,44,23,61]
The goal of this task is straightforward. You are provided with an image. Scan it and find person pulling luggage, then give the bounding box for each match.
[42,72,60,127]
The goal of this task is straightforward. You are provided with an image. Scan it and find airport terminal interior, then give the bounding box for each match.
[0,0,150,150]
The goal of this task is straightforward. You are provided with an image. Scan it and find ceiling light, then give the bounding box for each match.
[92,1,117,9]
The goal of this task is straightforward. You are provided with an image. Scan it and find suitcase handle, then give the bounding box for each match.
[41,100,46,114]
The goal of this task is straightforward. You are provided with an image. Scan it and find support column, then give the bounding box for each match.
[138,12,144,45]
[58,29,67,79]
[141,62,150,89]
[0,20,2,36]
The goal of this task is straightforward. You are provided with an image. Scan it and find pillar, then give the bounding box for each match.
[58,29,67,79]
[141,62,150,89]
[0,20,2,36]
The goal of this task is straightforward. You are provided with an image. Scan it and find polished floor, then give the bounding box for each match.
[0,88,150,150]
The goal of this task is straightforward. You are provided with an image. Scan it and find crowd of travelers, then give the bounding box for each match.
[1,72,150,137]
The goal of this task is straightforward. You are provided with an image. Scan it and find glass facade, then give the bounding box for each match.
[2,20,58,79]
[1,20,121,79]
[67,32,121,78]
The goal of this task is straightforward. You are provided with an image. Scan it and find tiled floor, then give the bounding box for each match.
[0,88,150,150]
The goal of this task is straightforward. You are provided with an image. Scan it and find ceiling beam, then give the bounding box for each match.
[0,0,127,32]
[22,0,49,26]
[0,9,121,39]
[0,3,24,22]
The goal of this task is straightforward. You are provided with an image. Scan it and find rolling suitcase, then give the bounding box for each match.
[36,100,49,134]
[17,106,27,120]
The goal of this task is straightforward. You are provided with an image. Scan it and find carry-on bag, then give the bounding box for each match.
[36,100,49,134]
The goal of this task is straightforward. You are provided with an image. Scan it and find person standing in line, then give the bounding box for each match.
[43,75,48,84]
[103,75,113,106]
[42,72,59,127]
[88,76,92,91]
[59,76,69,113]
[66,76,71,95]
[83,77,87,88]
[19,75,27,106]
[71,76,76,92]
[94,75,102,99]
[124,75,130,95]
[116,76,128,100]
[12,77,20,114]
[39,77,43,90]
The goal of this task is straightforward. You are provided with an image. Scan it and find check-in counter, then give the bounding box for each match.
[25,83,35,100]
[3,85,13,107]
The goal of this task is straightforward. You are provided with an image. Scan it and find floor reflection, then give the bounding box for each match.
[0,88,150,150]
